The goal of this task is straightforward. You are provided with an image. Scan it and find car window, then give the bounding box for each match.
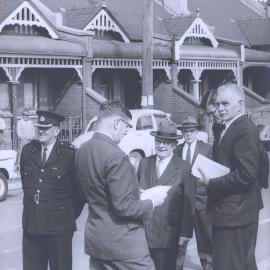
[136,115,153,130]
[154,114,171,128]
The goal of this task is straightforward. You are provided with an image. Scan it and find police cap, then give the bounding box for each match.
[35,110,65,128]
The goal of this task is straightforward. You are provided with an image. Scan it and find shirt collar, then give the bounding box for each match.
[224,113,245,130]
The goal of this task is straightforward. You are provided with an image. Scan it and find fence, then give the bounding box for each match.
[59,116,83,143]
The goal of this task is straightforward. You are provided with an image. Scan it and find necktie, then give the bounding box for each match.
[186,144,191,164]
[212,122,226,159]
[41,147,47,167]
[156,159,163,178]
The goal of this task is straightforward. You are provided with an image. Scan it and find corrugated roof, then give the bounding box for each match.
[0,35,85,56]
[236,19,270,46]
[188,0,262,44]
[93,39,171,59]
[245,48,270,62]
[179,45,239,59]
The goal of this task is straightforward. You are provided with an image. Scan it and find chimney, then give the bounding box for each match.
[165,0,188,15]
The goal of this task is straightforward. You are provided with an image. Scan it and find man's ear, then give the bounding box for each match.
[54,126,61,136]
[113,119,119,131]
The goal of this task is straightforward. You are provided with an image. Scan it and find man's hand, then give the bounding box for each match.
[150,192,168,207]
[179,237,190,246]
[197,167,210,186]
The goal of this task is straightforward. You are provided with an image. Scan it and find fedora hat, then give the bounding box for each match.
[177,116,200,129]
[150,122,181,140]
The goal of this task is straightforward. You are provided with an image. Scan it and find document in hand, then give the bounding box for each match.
[192,154,230,179]
[140,185,172,201]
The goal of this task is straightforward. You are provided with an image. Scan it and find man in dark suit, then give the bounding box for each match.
[174,116,212,270]
[137,122,195,270]
[20,110,84,270]
[75,104,167,270]
[199,83,264,270]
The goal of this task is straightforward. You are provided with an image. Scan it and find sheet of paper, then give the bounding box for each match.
[192,153,230,179]
[140,185,172,201]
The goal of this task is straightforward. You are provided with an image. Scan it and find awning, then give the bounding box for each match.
[245,48,270,62]
[0,35,86,57]
[93,39,171,59]
[178,45,239,59]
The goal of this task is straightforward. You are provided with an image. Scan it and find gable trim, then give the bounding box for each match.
[0,1,58,39]
[83,8,130,43]
[177,17,218,48]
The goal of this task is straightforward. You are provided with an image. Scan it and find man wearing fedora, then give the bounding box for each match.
[16,109,35,166]
[137,122,195,270]
[175,116,212,270]
[20,110,84,270]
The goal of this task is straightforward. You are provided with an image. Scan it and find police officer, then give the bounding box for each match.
[20,110,84,270]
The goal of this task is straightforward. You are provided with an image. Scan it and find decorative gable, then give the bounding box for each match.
[83,9,130,43]
[178,17,218,48]
[0,1,58,39]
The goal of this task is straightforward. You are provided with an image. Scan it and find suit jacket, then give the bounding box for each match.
[174,140,212,210]
[20,140,84,235]
[208,115,263,227]
[75,132,153,260]
[137,154,195,248]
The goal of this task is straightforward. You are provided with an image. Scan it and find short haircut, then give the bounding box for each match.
[217,82,245,102]
[97,100,132,123]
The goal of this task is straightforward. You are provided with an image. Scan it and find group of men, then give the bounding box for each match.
[19,82,268,270]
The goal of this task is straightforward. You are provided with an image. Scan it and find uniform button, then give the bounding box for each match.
[60,206,64,210]
[39,179,43,183]
[41,169,44,172]
[37,190,40,193]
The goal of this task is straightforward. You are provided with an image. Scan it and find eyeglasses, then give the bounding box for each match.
[116,118,132,128]
[155,140,173,146]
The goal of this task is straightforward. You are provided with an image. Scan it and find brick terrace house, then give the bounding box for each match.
[0,0,270,148]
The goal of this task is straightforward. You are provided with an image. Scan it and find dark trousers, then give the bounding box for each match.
[150,247,178,270]
[212,222,259,270]
[23,231,73,270]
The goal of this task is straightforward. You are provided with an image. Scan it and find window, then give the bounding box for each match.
[136,115,153,130]
[24,83,34,109]
[0,83,10,110]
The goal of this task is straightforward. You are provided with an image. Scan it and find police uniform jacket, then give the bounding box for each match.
[20,139,84,235]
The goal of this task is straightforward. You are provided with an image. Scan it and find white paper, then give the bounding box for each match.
[140,185,172,201]
[192,153,230,179]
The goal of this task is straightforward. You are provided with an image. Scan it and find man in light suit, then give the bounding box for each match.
[137,122,195,270]
[199,83,263,270]
[75,104,167,270]
[174,116,212,270]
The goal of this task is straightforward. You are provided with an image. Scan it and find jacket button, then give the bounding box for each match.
[37,190,40,193]
[41,169,44,172]
[60,206,64,210]
[39,179,43,183]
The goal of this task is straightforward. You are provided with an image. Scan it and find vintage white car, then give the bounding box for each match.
[72,109,181,169]
[0,150,19,201]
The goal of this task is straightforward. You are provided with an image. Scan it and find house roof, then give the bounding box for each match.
[92,39,171,59]
[0,35,85,56]
[236,19,270,46]
[245,48,270,62]
[187,0,262,44]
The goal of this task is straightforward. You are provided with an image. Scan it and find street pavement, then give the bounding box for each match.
[0,181,270,270]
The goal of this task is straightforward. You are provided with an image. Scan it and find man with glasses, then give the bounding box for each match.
[20,110,84,270]
[137,122,195,270]
[175,116,212,270]
[75,104,168,270]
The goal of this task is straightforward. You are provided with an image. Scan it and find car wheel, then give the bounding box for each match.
[0,172,8,202]
[129,151,144,171]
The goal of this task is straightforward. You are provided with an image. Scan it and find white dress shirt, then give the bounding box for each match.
[156,153,173,177]
[42,142,55,161]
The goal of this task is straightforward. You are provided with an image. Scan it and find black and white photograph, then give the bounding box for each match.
[0,0,270,269]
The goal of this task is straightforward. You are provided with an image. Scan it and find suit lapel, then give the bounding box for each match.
[219,115,244,146]
[30,143,42,167]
